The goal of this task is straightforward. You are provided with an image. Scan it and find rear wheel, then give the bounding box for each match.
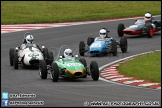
[146,24,154,38]
[87,37,94,46]
[111,41,117,56]
[79,58,87,78]
[42,47,49,59]
[120,36,128,53]
[156,21,161,27]
[48,51,54,65]
[90,61,99,81]
[51,62,59,82]
[39,60,47,79]
[117,23,125,37]
[9,48,15,66]
[79,41,85,56]
[13,52,18,69]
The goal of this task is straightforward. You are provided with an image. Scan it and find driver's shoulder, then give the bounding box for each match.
[95,37,100,39]
[95,37,102,40]
[32,43,37,46]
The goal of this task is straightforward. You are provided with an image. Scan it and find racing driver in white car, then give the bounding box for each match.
[20,33,41,51]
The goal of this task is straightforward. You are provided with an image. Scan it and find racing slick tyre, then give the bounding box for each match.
[79,41,85,56]
[79,58,87,78]
[90,61,99,81]
[146,24,154,38]
[111,41,117,56]
[117,23,125,37]
[120,36,128,53]
[48,51,54,65]
[13,52,18,69]
[42,47,49,59]
[51,62,59,82]
[87,37,94,46]
[156,21,161,27]
[9,48,15,66]
[39,60,47,79]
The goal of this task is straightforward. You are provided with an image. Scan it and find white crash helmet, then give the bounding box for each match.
[144,12,152,21]
[64,49,73,58]
[99,29,107,38]
[26,35,34,44]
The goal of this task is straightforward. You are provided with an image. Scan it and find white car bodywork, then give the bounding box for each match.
[17,44,44,66]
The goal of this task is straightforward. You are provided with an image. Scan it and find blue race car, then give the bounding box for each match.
[79,36,128,56]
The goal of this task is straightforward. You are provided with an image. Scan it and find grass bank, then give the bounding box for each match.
[117,51,161,83]
[1,1,161,24]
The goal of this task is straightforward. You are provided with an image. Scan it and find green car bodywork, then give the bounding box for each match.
[54,59,86,79]
[39,45,99,82]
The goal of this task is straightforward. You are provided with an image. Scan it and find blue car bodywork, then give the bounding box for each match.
[79,36,127,57]
[88,37,116,55]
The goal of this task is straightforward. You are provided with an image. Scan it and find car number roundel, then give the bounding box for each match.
[67,63,82,67]
[91,44,101,48]
[28,52,39,57]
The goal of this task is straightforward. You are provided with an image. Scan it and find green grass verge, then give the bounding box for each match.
[117,51,161,83]
[1,1,161,24]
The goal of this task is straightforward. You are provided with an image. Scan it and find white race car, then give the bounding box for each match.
[9,33,53,69]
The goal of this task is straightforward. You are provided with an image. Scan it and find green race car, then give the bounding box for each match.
[39,45,99,82]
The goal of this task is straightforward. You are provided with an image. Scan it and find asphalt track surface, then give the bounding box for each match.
[1,17,161,107]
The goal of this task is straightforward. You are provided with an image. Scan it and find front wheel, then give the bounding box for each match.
[146,24,154,38]
[111,41,117,56]
[51,62,59,82]
[79,58,87,78]
[13,52,19,69]
[9,48,15,66]
[90,61,99,81]
[39,60,47,79]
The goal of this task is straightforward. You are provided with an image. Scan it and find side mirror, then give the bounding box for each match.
[59,56,63,63]
[60,56,63,59]
[42,46,45,49]
[75,55,78,59]
[75,55,78,58]
[15,47,19,51]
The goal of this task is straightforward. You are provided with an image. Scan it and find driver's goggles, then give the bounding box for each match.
[27,39,33,42]
[65,52,72,56]
[100,33,106,35]
[145,17,151,19]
